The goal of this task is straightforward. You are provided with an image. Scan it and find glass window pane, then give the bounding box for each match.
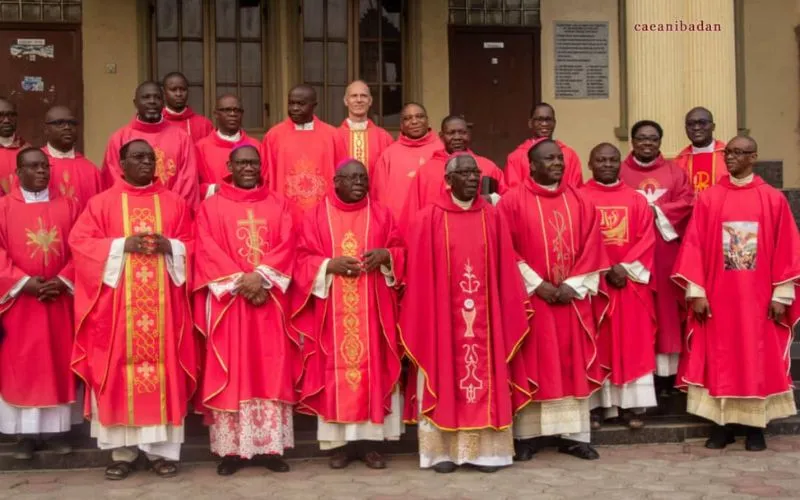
[240,87,264,129]
[311,85,324,118]
[504,10,520,24]
[382,85,402,127]
[449,10,466,24]
[359,42,379,83]
[523,10,538,25]
[43,5,61,21]
[469,0,484,7]
[303,0,324,38]
[240,5,261,38]
[522,0,539,7]
[240,43,262,85]
[486,10,502,24]
[64,4,81,22]
[448,0,466,6]
[383,2,402,38]
[156,41,179,81]
[188,85,205,115]
[486,0,503,7]
[303,42,324,83]
[182,0,203,38]
[468,10,484,24]
[327,85,347,126]
[0,4,20,21]
[505,0,521,7]
[216,0,237,38]
[157,0,178,37]
[22,4,41,21]
[383,42,402,84]
[181,41,204,84]
[216,42,237,84]
[327,42,348,85]
[327,0,348,39]
[358,0,379,39]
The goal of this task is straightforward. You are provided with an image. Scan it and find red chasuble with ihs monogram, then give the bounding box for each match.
[0,188,78,407]
[293,194,404,424]
[69,181,197,427]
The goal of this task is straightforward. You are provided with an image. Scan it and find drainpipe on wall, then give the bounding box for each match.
[734,0,748,135]
[614,0,628,141]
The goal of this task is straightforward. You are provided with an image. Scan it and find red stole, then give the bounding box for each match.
[504,138,583,188]
[675,140,728,194]
[0,136,29,195]
[195,130,261,195]
[162,107,214,144]
[338,120,394,175]
[0,188,78,406]
[69,181,197,426]
[42,147,105,210]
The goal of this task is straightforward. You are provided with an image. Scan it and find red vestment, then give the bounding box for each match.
[674,140,728,194]
[619,154,693,355]
[293,194,404,424]
[102,118,200,208]
[43,147,105,210]
[338,120,394,175]
[196,131,261,197]
[400,193,532,429]
[261,117,347,220]
[163,107,214,144]
[580,180,657,385]
[498,179,609,401]
[69,181,197,427]
[505,138,583,188]
[370,131,443,221]
[673,176,800,398]
[0,136,29,195]
[0,188,78,407]
[194,180,300,412]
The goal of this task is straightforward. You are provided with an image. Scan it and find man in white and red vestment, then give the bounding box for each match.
[294,159,405,470]
[504,103,582,188]
[619,120,693,380]
[673,135,800,452]
[196,94,261,199]
[401,154,531,474]
[0,149,80,459]
[194,145,299,476]
[498,139,609,461]
[103,81,200,209]
[371,102,442,222]
[338,80,394,176]
[581,143,658,429]
[161,72,214,144]
[70,139,197,480]
[42,106,105,210]
[0,98,29,195]
[675,107,728,194]
[262,85,347,221]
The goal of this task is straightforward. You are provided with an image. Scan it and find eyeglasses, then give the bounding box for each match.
[685,119,712,128]
[0,111,17,119]
[45,119,79,127]
[127,152,156,162]
[724,148,756,157]
[216,107,244,115]
[632,135,661,142]
[532,117,555,123]
[231,159,260,167]
[335,173,369,183]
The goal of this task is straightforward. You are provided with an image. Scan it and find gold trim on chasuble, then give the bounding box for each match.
[286,157,325,211]
[121,193,167,425]
[350,129,368,167]
[25,216,61,267]
[236,209,269,267]
[154,147,177,186]
[688,152,717,193]
[535,194,577,284]
[597,206,630,246]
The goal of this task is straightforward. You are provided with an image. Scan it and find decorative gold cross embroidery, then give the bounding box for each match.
[236,209,268,267]
[25,216,60,267]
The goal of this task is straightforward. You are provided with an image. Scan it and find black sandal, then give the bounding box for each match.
[148,458,179,478]
[105,461,135,481]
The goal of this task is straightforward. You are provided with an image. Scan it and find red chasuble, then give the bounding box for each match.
[400,193,532,430]
[580,180,657,385]
[102,118,200,208]
[0,136,29,195]
[675,140,728,194]
[262,117,347,220]
[505,138,583,188]
[293,194,404,424]
[193,180,300,412]
[370,131,443,222]
[673,176,800,398]
[0,188,78,407]
[196,131,261,197]
[619,154,693,355]
[498,179,609,401]
[338,120,394,175]
[69,181,197,427]
[163,107,214,144]
[43,147,105,210]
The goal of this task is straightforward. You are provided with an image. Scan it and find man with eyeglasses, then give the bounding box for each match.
[161,71,214,144]
[196,94,261,199]
[401,153,531,474]
[338,80,394,176]
[194,144,298,476]
[504,103,583,188]
[675,107,728,194]
[294,159,404,470]
[42,106,104,210]
[673,135,800,452]
[619,120,693,384]
[0,97,29,195]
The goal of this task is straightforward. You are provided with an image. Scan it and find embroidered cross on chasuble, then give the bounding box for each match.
[349,129,369,168]
[535,194,579,285]
[236,209,269,267]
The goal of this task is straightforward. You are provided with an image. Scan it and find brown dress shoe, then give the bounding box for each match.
[362,450,387,469]
[329,450,353,469]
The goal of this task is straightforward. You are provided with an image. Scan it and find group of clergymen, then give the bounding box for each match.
[0,72,798,481]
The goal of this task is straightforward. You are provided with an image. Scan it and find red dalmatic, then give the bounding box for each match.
[195,131,261,197]
[162,107,214,144]
[43,147,105,210]
[338,120,394,175]
[674,140,728,194]
[0,188,78,407]
[0,136,29,195]
[505,138,583,188]
[401,192,532,429]
[293,194,404,424]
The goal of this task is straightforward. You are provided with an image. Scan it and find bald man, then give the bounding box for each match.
[338,81,394,175]
[675,107,728,194]
[0,98,29,195]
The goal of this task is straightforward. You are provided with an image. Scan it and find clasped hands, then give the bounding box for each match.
[124,233,172,256]
[605,264,628,289]
[235,272,268,306]
[22,276,68,302]
[535,281,579,305]
[326,249,391,278]
[691,297,786,324]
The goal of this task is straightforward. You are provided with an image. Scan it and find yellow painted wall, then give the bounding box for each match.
[418,0,449,131]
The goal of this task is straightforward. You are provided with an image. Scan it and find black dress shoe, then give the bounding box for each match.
[264,456,290,472]
[217,457,242,476]
[513,440,535,462]
[475,465,500,473]
[558,442,600,460]
[705,425,735,449]
[432,461,457,473]
[12,438,35,460]
[745,428,767,451]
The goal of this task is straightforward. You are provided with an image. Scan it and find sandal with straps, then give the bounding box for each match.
[105,461,135,481]
[148,458,179,478]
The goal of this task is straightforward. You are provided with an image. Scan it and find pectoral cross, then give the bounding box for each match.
[236,209,268,267]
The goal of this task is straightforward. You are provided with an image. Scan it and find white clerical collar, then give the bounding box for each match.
[0,135,15,147]
[216,129,242,142]
[346,118,368,131]
[46,143,75,159]
[535,181,559,191]
[451,193,474,210]
[294,121,314,131]
[633,156,658,168]
[164,106,187,116]
[730,173,754,186]
[21,187,49,203]
[136,116,164,125]
[691,141,716,154]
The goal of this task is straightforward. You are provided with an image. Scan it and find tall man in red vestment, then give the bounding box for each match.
[0,98,29,195]
[196,94,261,199]
[675,107,728,194]
[195,145,298,476]
[42,106,105,210]
[70,139,197,480]
[294,159,405,470]
[498,139,608,461]
[581,143,658,430]
[262,85,347,220]
[338,80,394,175]
[504,103,583,188]
[103,81,200,208]
[619,120,693,382]
[673,135,800,452]
[371,102,443,221]
[0,148,80,459]
[161,72,214,143]
[401,153,531,474]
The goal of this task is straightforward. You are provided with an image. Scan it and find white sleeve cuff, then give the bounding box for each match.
[620,261,651,284]
[772,282,795,306]
[311,258,333,299]
[165,239,187,287]
[58,275,74,294]
[563,272,600,300]
[380,264,396,286]
[686,282,706,299]
[205,184,217,199]
[653,205,679,242]
[208,273,243,299]
[2,276,30,303]
[488,193,501,206]
[103,238,127,288]
[518,261,543,296]
[256,265,290,293]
